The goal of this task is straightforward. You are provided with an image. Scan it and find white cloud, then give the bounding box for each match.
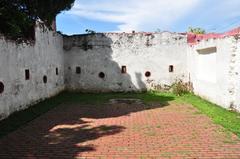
[67,0,200,32]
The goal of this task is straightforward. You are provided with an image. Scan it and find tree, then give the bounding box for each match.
[0,0,34,39]
[22,0,75,26]
[0,0,75,40]
[85,29,96,34]
[188,27,206,34]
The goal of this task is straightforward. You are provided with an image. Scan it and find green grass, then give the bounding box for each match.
[63,91,175,105]
[0,91,240,139]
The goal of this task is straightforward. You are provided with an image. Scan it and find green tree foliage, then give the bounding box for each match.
[22,0,75,26]
[85,29,96,34]
[0,0,75,40]
[0,0,33,39]
[188,27,206,34]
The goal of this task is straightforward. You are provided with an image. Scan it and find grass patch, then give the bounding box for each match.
[156,125,161,128]
[64,91,175,105]
[161,152,174,157]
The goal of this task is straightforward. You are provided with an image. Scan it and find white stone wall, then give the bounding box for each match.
[187,36,240,111]
[230,36,240,111]
[1,28,240,119]
[0,23,65,119]
[63,32,188,92]
[63,32,240,111]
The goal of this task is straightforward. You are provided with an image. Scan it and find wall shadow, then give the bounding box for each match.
[0,91,175,158]
[63,93,175,119]
[0,107,126,158]
[135,72,148,92]
[64,33,150,92]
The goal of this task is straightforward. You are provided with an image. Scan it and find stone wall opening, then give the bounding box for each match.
[56,68,59,75]
[121,66,127,74]
[169,65,174,72]
[43,76,47,84]
[99,72,105,79]
[0,81,4,94]
[25,69,30,80]
[145,71,151,77]
[76,67,81,74]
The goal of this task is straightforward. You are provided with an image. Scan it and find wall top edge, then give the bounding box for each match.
[62,32,187,38]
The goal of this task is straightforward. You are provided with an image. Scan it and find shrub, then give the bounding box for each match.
[171,79,189,96]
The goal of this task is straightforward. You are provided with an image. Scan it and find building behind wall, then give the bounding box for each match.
[0,24,240,120]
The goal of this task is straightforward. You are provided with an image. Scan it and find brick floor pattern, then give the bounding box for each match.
[0,101,240,159]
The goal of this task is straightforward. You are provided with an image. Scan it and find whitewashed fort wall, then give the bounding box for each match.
[0,28,239,119]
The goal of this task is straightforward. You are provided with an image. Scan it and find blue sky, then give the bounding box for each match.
[57,0,240,35]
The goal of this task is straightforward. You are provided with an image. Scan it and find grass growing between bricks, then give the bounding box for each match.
[176,93,240,138]
[0,91,240,138]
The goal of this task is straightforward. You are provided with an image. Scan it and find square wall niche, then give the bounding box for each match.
[121,66,127,74]
[169,65,174,72]
[76,67,81,74]
[196,47,217,83]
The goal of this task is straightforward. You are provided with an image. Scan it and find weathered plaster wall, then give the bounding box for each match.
[230,36,240,111]
[0,23,65,119]
[63,32,240,112]
[187,36,240,111]
[63,32,188,92]
[1,27,240,119]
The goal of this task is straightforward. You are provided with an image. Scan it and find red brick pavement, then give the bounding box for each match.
[0,101,240,159]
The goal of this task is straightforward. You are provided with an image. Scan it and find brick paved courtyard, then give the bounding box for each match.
[0,99,240,159]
